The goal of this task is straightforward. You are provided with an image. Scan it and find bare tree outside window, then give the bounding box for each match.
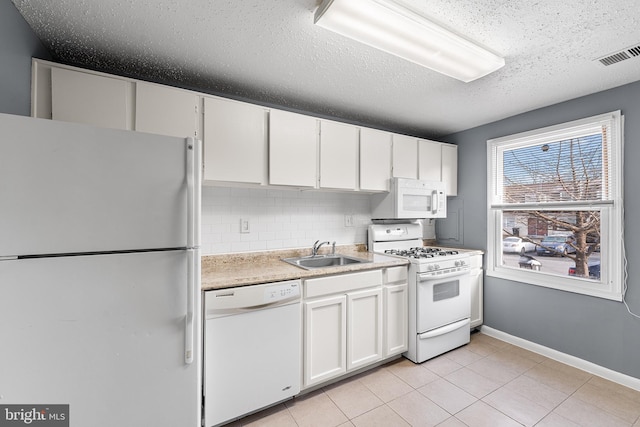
[501,134,603,279]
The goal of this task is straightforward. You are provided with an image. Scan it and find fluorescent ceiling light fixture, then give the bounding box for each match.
[314,0,505,82]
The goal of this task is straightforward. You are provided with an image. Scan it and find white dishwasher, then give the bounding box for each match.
[204,279,301,427]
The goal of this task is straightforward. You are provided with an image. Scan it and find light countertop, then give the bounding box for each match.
[201,245,409,291]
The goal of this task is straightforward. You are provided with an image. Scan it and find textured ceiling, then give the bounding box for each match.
[11,0,640,138]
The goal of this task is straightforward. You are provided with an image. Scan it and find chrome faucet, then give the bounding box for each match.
[312,240,331,256]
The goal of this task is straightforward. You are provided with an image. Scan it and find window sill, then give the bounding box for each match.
[486,266,622,301]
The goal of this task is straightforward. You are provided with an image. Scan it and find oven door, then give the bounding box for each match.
[416,270,470,333]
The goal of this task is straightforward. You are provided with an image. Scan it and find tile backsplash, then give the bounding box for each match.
[201,186,372,255]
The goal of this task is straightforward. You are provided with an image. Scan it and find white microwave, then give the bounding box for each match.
[371,178,447,219]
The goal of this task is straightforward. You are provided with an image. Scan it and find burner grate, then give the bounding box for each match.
[385,247,460,259]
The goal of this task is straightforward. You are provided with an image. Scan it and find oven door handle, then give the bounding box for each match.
[419,318,470,340]
[418,269,469,281]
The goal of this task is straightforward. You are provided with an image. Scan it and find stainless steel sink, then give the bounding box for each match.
[282,254,371,270]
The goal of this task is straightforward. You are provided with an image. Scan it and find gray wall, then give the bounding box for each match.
[0,0,50,115]
[442,81,640,379]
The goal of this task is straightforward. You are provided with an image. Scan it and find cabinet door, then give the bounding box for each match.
[383,283,408,357]
[469,255,483,328]
[392,134,418,179]
[360,128,392,192]
[418,139,442,182]
[347,288,382,371]
[442,143,458,196]
[135,82,198,138]
[304,295,347,387]
[319,120,358,190]
[51,67,130,130]
[269,109,318,187]
[203,97,267,184]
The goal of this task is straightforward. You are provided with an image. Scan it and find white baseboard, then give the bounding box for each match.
[479,325,640,392]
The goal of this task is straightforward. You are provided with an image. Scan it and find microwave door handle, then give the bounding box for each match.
[431,191,438,214]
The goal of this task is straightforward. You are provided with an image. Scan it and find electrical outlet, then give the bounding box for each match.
[344,214,354,227]
[240,218,250,233]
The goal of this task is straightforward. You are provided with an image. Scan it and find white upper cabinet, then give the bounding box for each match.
[33,60,460,194]
[135,82,198,138]
[203,97,267,184]
[319,120,358,190]
[441,143,458,196]
[360,128,392,192]
[419,139,458,196]
[269,109,318,188]
[392,134,418,179]
[418,139,442,181]
[51,67,130,130]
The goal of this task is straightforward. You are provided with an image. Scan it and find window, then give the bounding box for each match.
[487,111,624,300]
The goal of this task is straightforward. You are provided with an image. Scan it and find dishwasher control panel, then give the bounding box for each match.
[205,279,301,317]
[264,281,300,304]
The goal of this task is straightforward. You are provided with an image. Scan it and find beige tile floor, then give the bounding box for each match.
[228,332,640,427]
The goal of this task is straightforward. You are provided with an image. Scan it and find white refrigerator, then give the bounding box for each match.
[0,113,202,426]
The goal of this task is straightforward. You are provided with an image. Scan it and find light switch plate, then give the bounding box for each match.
[344,214,354,227]
[240,218,250,233]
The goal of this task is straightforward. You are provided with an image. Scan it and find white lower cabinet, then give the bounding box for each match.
[302,267,407,389]
[383,267,408,357]
[469,254,484,328]
[303,294,347,387]
[347,287,383,370]
[303,270,382,388]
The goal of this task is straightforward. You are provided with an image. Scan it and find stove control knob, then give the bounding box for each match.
[434,264,440,270]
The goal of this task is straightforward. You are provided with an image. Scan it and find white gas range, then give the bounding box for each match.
[369,223,471,363]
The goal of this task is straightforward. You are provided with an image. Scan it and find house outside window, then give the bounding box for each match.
[487,111,624,300]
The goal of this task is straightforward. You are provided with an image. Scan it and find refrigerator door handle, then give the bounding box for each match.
[185,248,199,364]
[186,137,202,249]
[185,137,201,365]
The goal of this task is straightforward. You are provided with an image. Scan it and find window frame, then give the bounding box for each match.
[486,111,624,301]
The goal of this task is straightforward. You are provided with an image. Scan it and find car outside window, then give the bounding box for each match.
[486,111,624,301]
